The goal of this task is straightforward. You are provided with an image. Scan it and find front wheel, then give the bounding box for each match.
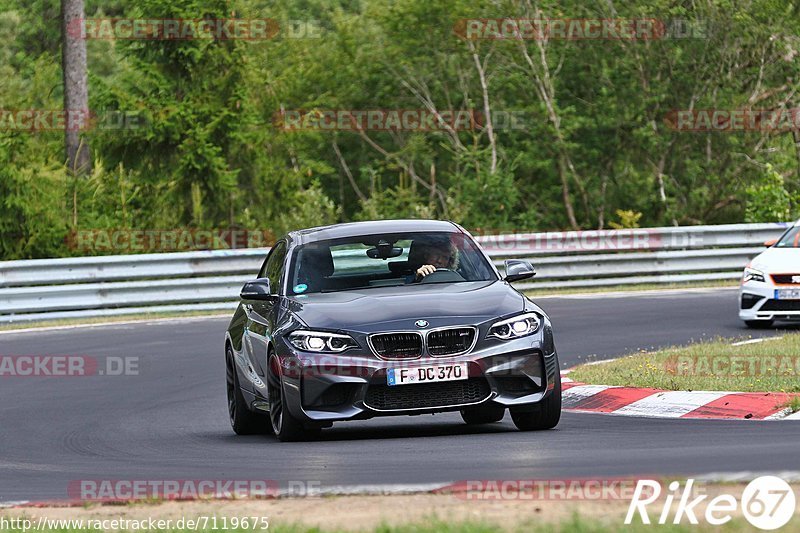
[226,347,270,435]
[267,354,319,442]
[744,319,774,329]
[510,368,561,431]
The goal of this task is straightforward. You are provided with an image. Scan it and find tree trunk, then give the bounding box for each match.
[61,0,90,175]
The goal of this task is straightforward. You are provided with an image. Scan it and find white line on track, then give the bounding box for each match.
[694,471,800,483]
[613,391,727,418]
[0,501,29,508]
[731,336,783,346]
[562,384,612,401]
[765,408,794,420]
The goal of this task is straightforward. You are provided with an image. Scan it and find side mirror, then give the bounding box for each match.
[504,260,536,282]
[764,238,778,247]
[240,278,274,300]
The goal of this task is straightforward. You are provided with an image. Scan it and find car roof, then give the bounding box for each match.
[287,219,462,246]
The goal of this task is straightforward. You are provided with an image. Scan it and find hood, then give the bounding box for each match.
[750,247,800,273]
[286,281,524,332]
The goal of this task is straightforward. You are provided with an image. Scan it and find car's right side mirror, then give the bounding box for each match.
[504,260,536,282]
[240,278,274,300]
[764,238,778,247]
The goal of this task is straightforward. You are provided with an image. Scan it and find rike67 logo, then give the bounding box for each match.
[626,476,796,530]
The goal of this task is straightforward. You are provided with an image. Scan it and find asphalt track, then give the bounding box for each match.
[2,288,799,502]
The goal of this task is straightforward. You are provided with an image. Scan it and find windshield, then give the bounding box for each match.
[775,225,800,248]
[287,231,497,295]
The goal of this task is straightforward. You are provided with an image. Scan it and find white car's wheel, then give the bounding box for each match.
[744,319,774,329]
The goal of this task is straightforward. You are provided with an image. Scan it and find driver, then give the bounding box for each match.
[412,241,457,282]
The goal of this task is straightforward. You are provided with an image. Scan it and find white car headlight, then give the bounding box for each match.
[743,267,766,283]
[488,312,542,340]
[288,330,358,353]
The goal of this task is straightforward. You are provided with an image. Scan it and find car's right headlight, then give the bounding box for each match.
[743,267,766,283]
[487,312,542,340]
[288,330,358,353]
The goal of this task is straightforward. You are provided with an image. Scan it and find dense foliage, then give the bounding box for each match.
[1,0,799,258]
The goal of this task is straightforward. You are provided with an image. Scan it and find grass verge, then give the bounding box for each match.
[0,514,794,533]
[569,333,800,393]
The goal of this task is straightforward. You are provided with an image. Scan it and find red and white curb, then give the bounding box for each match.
[561,375,800,420]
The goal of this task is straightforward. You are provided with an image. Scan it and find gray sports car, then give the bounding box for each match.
[225,219,561,441]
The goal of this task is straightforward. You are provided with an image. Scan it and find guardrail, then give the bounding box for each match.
[0,222,791,323]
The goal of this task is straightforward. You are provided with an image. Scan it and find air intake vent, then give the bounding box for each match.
[365,378,490,410]
[760,299,800,312]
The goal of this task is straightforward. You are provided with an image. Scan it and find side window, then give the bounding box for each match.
[264,241,287,294]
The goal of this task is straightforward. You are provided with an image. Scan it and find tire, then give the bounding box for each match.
[460,403,505,424]
[510,368,561,431]
[267,354,319,442]
[745,319,774,329]
[226,346,270,435]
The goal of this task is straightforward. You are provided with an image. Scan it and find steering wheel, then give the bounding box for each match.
[418,268,466,284]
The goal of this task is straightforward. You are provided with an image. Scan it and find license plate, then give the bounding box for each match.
[387,363,468,386]
[776,289,800,300]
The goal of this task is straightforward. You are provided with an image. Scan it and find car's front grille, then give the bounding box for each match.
[369,332,423,359]
[364,378,490,411]
[760,299,800,312]
[427,327,476,356]
[770,274,800,285]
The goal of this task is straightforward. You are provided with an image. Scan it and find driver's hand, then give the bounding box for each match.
[415,264,436,280]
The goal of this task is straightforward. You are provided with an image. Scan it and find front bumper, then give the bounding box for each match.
[273,327,559,424]
[739,281,800,321]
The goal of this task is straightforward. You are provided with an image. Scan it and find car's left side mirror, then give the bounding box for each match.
[764,238,778,247]
[504,260,536,282]
[240,278,274,300]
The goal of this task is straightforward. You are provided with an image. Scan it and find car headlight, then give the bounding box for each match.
[288,330,358,353]
[743,267,766,283]
[488,312,542,340]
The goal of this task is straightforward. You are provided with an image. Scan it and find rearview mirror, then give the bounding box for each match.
[764,238,778,247]
[240,278,274,300]
[504,260,536,282]
[366,240,403,259]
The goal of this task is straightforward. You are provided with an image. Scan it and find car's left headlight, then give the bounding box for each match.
[288,330,358,353]
[488,312,542,340]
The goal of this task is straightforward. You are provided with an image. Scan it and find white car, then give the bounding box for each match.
[739,219,800,328]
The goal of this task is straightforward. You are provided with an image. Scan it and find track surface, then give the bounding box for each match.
[2,288,799,502]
